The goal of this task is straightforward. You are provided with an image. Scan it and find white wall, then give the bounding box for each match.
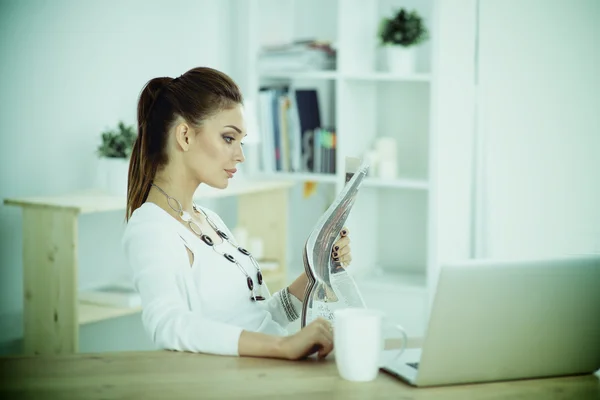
[428,0,600,317]
[0,0,232,351]
[477,0,600,258]
[427,0,477,314]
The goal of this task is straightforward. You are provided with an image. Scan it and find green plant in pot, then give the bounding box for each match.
[96,121,137,196]
[97,121,136,158]
[378,8,428,74]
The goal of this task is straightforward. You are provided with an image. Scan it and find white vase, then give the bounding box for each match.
[97,157,130,197]
[385,45,417,75]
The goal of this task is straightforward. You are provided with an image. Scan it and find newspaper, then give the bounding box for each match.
[301,157,370,328]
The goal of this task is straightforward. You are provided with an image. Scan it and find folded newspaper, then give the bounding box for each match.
[301,157,369,328]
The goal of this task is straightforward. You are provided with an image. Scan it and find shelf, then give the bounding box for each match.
[78,302,141,325]
[0,304,143,342]
[357,270,427,294]
[4,191,127,214]
[342,72,431,82]
[259,70,338,80]
[195,179,294,197]
[3,179,294,214]
[285,267,427,295]
[250,174,428,190]
[76,272,287,326]
[362,177,429,190]
[258,71,430,82]
[253,172,338,184]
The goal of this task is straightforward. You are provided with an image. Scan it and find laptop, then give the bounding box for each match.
[380,254,600,387]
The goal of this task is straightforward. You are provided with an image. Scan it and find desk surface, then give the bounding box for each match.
[3,179,294,214]
[0,348,598,400]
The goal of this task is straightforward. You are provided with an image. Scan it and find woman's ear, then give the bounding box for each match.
[174,122,191,151]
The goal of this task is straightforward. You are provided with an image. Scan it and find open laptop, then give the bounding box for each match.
[380,254,600,387]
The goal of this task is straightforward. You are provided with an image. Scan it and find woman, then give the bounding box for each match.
[123,67,352,360]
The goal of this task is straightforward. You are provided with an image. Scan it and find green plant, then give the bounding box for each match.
[378,8,428,47]
[97,121,137,158]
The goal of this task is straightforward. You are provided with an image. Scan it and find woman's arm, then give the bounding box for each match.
[238,330,284,357]
[239,319,334,360]
[288,272,309,302]
[125,211,334,359]
[124,219,244,355]
[201,208,302,326]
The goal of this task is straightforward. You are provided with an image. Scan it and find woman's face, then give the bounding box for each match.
[184,104,246,189]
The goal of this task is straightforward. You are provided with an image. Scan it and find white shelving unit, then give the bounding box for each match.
[230,0,454,336]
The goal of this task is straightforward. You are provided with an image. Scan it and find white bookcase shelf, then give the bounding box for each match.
[78,302,142,326]
[259,71,430,83]
[359,269,428,294]
[363,178,429,190]
[258,71,431,83]
[255,172,338,184]
[253,174,429,191]
[259,70,338,80]
[342,72,431,82]
[232,0,443,333]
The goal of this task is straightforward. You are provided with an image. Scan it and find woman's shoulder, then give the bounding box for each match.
[122,203,190,270]
[127,202,171,226]
[124,203,181,242]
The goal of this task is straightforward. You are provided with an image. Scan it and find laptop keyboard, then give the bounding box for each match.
[407,362,419,370]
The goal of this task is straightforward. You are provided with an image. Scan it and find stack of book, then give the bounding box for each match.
[258,40,336,72]
[258,87,336,174]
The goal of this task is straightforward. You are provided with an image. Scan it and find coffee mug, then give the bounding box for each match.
[333,308,407,382]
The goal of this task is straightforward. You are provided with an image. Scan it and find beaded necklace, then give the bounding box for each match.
[151,183,265,301]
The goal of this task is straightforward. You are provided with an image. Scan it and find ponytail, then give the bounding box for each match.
[126,67,244,220]
[126,77,171,220]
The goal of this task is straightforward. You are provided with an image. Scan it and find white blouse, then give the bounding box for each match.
[122,202,302,356]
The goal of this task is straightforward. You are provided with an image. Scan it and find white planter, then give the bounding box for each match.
[384,45,417,75]
[96,157,130,197]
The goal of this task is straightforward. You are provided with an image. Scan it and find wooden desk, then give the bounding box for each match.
[1,344,598,399]
[3,180,293,355]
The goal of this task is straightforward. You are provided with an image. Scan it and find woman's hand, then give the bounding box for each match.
[287,227,353,302]
[278,318,334,360]
[331,227,352,268]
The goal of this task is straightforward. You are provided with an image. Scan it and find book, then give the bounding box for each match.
[301,157,370,327]
[295,89,321,172]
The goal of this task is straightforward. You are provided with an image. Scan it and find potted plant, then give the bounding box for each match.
[378,8,429,74]
[96,121,136,196]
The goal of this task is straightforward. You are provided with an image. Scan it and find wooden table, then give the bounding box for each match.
[3,180,293,355]
[1,345,598,399]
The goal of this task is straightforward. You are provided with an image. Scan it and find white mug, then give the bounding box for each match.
[333,308,407,382]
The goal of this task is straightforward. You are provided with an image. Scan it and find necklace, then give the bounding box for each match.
[151,183,265,301]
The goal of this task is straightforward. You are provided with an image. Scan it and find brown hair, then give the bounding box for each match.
[126,67,243,220]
